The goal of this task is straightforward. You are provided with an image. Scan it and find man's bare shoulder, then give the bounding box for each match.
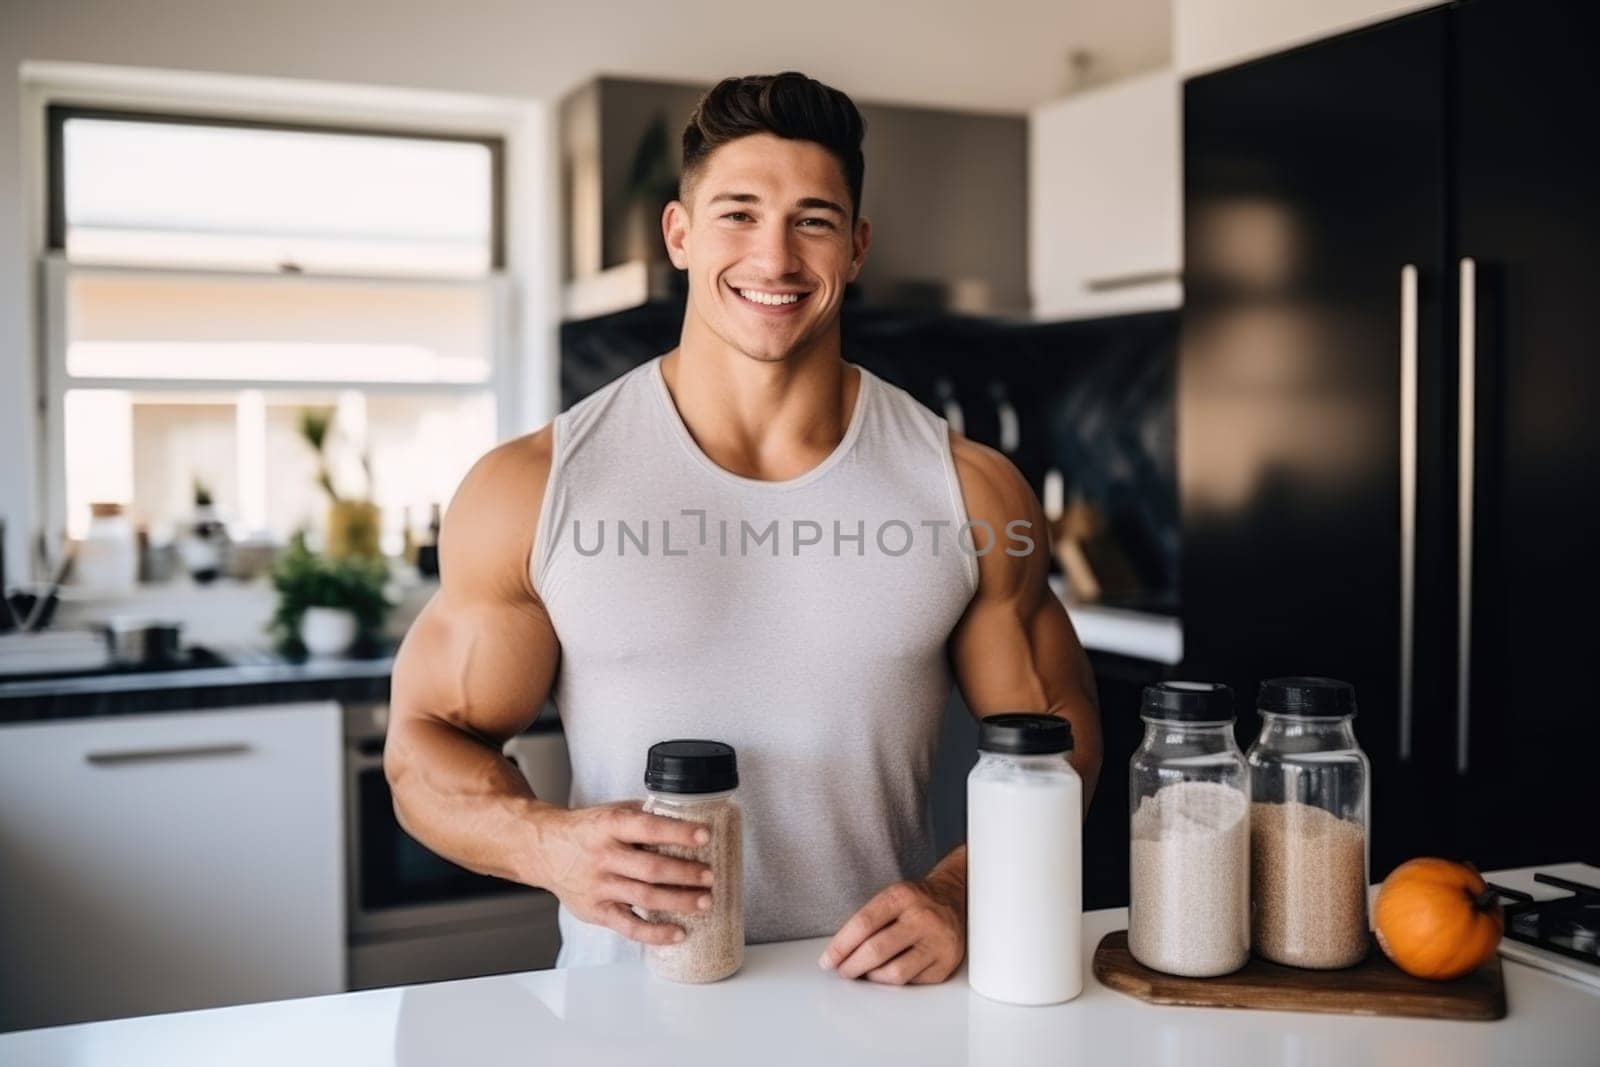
[439,425,553,603]
[949,433,1035,527]
[949,432,1046,600]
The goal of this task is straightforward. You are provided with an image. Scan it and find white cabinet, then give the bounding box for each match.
[1028,70,1182,321]
[0,702,344,1031]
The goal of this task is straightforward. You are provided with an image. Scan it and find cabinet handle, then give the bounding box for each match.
[1457,257,1477,776]
[1082,269,1182,293]
[1399,265,1418,762]
[86,743,252,767]
[990,382,1021,454]
[935,378,965,436]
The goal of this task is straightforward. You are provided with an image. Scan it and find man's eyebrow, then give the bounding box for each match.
[706,192,847,216]
[796,197,847,216]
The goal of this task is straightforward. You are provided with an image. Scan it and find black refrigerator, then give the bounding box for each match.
[1180,0,1598,878]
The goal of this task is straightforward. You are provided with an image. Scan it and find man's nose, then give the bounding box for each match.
[745,220,803,279]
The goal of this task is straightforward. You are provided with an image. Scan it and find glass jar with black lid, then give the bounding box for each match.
[1246,677,1371,969]
[641,740,743,983]
[1128,682,1250,976]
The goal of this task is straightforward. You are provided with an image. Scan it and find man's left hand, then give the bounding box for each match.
[818,878,965,985]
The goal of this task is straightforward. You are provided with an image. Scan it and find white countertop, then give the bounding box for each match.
[1050,576,1182,664]
[3,865,1596,1067]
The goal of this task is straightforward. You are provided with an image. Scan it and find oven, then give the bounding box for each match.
[343,703,568,989]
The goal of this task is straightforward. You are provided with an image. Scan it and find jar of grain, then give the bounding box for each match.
[1246,677,1371,969]
[1128,681,1250,977]
[640,740,743,983]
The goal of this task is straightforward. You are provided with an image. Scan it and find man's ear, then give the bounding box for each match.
[846,215,872,283]
[663,201,691,270]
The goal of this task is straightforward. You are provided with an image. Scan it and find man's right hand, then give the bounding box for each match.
[529,801,716,945]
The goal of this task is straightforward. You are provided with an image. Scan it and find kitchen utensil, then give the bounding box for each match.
[0,630,114,676]
[0,519,17,633]
[102,617,183,668]
[74,503,139,592]
[1093,929,1506,1020]
[20,542,77,633]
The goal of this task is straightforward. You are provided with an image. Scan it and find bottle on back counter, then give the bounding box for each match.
[640,740,744,983]
[967,713,1082,1005]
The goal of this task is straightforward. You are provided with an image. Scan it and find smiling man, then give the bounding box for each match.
[385,72,1102,985]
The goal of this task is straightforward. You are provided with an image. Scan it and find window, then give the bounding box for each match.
[42,106,509,551]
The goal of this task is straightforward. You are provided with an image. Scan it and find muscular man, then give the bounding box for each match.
[386,71,1101,985]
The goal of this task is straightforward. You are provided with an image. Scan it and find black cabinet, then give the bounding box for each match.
[1182,8,1453,878]
[1181,0,1598,875]
[1452,0,1600,866]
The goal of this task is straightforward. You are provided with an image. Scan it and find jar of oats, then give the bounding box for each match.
[1128,681,1250,978]
[1246,677,1371,969]
[641,740,744,983]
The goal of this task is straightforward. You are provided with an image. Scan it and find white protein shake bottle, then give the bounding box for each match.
[967,713,1083,1005]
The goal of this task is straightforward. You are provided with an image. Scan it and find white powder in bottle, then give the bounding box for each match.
[967,757,1083,1005]
[1129,780,1250,977]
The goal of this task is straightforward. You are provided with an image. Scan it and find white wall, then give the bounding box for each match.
[1176,0,1442,75]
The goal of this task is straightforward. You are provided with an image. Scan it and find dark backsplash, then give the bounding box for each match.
[561,303,1178,609]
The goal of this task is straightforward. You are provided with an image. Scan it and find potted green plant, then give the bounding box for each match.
[299,408,381,560]
[268,534,391,658]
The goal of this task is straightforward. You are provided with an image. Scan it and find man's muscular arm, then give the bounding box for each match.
[385,431,559,883]
[945,435,1102,795]
[385,428,715,945]
[821,434,1102,985]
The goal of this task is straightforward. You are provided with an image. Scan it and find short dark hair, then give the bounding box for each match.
[681,72,866,220]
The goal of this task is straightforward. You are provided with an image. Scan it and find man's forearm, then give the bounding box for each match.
[923,735,1097,916]
[923,844,968,915]
[385,714,559,886]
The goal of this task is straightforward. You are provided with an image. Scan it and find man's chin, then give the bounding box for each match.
[736,346,799,364]
[699,311,830,365]
[721,328,810,364]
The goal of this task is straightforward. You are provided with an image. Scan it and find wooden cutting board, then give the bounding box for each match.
[1093,930,1507,1021]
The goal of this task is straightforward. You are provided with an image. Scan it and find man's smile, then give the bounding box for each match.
[727,282,814,313]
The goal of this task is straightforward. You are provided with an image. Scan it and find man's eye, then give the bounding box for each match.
[721,212,752,222]
[799,218,834,230]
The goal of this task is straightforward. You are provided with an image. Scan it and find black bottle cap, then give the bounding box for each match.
[978,713,1074,755]
[1140,681,1235,723]
[1258,677,1358,719]
[644,740,739,794]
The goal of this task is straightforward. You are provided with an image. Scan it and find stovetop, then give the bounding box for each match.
[1490,871,1600,973]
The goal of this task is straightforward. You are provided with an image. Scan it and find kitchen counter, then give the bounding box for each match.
[3,865,1594,1067]
[0,655,394,722]
[1050,576,1182,665]
[0,573,1178,724]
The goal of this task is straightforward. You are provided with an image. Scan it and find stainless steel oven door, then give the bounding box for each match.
[344,705,569,939]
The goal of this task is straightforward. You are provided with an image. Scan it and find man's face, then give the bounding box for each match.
[664,133,870,364]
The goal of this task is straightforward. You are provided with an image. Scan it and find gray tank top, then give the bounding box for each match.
[532,355,978,967]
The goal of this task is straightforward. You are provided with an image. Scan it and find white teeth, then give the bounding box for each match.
[737,288,803,306]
